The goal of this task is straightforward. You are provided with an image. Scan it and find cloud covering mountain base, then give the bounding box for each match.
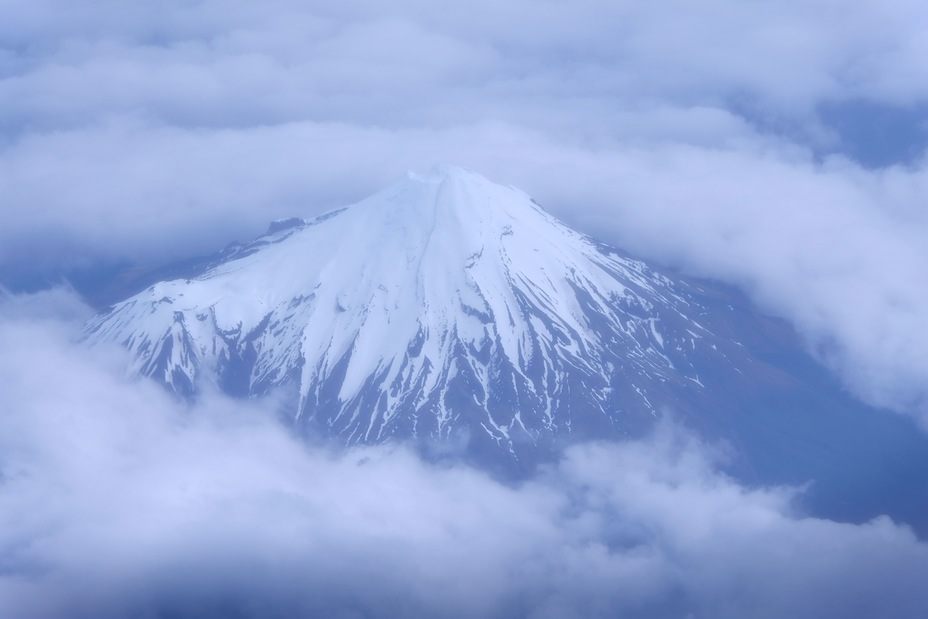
[2,290,927,619]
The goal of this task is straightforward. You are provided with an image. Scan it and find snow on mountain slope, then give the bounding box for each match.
[86,165,742,456]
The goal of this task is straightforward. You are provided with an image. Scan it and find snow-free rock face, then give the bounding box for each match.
[85,166,766,459]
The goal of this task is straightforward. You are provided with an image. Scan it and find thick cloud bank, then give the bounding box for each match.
[1,290,927,619]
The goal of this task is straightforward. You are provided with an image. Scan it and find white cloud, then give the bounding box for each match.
[1,290,927,618]
[533,145,928,421]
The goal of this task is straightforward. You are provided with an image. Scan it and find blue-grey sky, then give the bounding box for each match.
[2,2,928,617]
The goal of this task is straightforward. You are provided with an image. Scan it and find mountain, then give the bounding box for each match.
[85,166,745,452]
[83,165,928,533]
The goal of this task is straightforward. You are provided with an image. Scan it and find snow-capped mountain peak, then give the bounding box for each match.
[86,165,732,457]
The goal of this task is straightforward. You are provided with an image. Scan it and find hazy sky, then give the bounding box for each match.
[2,1,928,617]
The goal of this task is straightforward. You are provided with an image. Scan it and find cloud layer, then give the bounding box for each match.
[1,290,927,619]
